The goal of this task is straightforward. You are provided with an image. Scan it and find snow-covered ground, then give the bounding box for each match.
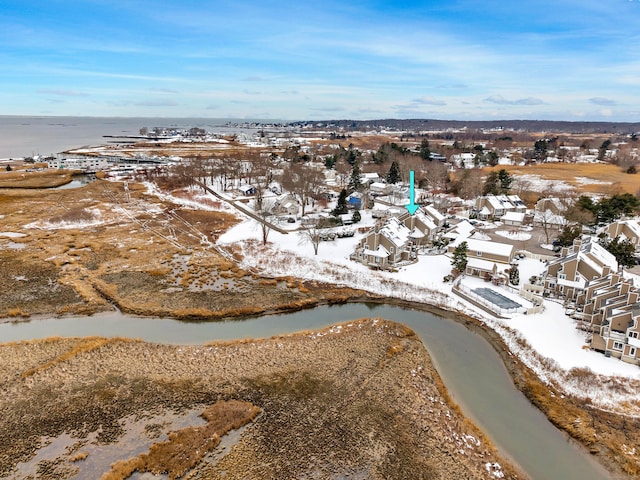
[218,213,640,374]
[495,230,532,241]
[155,186,640,414]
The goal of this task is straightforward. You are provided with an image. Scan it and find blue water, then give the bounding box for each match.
[0,116,274,159]
[0,304,613,480]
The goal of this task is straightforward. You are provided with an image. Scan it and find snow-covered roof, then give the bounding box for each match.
[467,257,508,271]
[464,238,514,258]
[414,211,437,231]
[409,227,425,239]
[557,276,587,289]
[507,195,525,207]
[502,211,525,222]
[533,210,565,226]
[445,220,475,240]
[624,220,640,238]
[424,205,445,223]
[584,241,618,272]
[363,245,389,258]
[379,217,411,248]
[361,172,380,180]
[487,196,504,210]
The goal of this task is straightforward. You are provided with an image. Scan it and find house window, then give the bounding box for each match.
[630,331,639,339]
[630,347,637,357]
[375,257,380,263]
[613,341,624,351]
[558,274,566,280]
[477,251,482,257]
[390,247,394,254]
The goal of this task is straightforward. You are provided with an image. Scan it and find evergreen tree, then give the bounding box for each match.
[324,155,336,169]
[603,236,637,269]
[419,139,431,160]
[332,188,348,216]
[498,169,512,192]
[556,224,582,247]
[483,169,512,195]
[352,210,361,223]
[598,139,611,161]
[348,161,362,192]
[509,264,520,286]
[482,171,500,195]
[387,160,401,184]
[533,139,548,162]
[451,241,468,275]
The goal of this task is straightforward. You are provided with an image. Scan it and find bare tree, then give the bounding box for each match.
[256,199,275,245]
[280,162,324,216]
[246,152,276,212]
[334,159,351,189]
[423,159,449,193]
[454,168,483,200]
[298,219,323,255]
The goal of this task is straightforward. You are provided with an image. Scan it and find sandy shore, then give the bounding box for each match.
[0,319,522,480]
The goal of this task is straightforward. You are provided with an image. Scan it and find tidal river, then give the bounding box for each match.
[0,303,613,480]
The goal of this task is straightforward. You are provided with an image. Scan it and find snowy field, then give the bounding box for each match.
[156,186,640,414]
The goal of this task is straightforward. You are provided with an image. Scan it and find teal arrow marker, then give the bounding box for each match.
[405,170,419,215]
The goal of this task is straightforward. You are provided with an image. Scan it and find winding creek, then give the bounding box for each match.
[0,303,613,480]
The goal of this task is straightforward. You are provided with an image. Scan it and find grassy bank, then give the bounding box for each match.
[0,319,522,480]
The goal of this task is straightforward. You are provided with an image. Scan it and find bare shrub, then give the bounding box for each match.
[50,207,96,224]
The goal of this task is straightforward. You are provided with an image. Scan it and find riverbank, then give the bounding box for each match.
[0,178,637,478]
[344,296,639,479]
[0,319,522,480]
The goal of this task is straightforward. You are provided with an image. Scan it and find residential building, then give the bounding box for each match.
[448,237,515,279]
[474,195,525,220]
[577,275,640,365]
[502,211,526,226]
[600,220,640,250]
[543,237,618,302]
[540,236,640,364]
[270,194,299,216]
[351,208,439,268]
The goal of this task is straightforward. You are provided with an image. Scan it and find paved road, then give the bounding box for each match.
[479,224,558,257]
[196,181,290,235]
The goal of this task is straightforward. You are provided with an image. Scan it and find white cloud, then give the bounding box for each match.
[589,97,616,106]
[484,95,545,106]
[413,96,447,106]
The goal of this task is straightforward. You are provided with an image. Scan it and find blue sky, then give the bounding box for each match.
[2,0,640,121]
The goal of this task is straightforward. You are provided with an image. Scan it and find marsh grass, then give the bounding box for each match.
[102,400,260,480]
[0,170,77,188]
[21,337,137,379]
[487,163,640,198]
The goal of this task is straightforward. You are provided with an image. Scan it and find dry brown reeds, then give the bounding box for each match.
[102,400,260,480]
[21,337,136,378]
[69,452,89,462]
[7,307,29,318]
